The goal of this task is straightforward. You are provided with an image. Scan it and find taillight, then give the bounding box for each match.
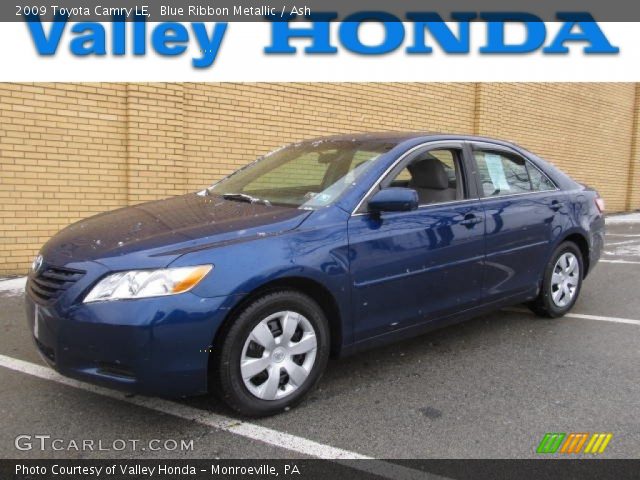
[595,197,605,213]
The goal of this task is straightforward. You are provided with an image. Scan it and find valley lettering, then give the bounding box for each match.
[23,12,618,70]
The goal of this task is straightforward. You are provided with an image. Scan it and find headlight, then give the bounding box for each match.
[84,265,212,303]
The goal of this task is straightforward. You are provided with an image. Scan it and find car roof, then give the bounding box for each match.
[301,131,524,149]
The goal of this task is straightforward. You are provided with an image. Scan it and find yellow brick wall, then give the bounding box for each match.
[0,83,128,274]
[0,82,638,274]
[627,84,640,210]
[127,83,187,203]
[181,83,476,192]
[475,83,637,212]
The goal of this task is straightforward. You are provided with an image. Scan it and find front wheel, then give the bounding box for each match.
[529,241,584,318]
[211,290,330,417]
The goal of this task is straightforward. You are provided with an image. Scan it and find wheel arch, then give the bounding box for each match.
[208,275,344,380]
[559,231,591,278]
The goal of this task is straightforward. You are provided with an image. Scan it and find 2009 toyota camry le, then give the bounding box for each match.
[26,132,605,416]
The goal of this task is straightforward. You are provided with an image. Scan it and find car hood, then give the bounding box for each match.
[41,193,312,269]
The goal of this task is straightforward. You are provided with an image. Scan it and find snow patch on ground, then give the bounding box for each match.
[0,277,27,297]
[607,212,640,224]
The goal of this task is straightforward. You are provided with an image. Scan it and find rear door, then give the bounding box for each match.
[470,142,564,302]
[347,142,486,341]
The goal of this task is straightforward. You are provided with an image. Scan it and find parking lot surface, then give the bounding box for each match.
[1,216,639,461]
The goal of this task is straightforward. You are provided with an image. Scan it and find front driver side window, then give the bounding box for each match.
[388,149,464,205]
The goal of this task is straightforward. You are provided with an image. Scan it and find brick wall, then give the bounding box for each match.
[0,83,128,274]
[0,82,638,274]
[627,84,640,210]
[475,83,637,212]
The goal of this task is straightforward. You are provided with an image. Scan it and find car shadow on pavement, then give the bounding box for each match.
[181,309,548,418]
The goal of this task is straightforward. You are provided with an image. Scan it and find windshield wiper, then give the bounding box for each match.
[222,193,271,206]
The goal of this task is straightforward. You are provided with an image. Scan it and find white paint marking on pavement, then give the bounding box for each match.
[560,312,640,326]
[0,354,361,457]
[0,277,26,297]
[604,246,640,257]
[605,239,640,246]
[503,307,640,326]
[0,354,440,480]
[605,234,640,238]
[600,259,640,265]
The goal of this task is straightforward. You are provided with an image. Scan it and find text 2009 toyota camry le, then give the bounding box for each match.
[26,132,605,416]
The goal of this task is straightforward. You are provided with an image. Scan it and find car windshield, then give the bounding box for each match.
[207,139,397,209]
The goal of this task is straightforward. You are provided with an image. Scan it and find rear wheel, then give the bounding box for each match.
[529,241,583,318]
[212,290,329,417]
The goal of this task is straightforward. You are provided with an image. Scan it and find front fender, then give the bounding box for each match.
[168,207,353,345]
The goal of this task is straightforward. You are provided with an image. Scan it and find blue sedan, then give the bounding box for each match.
[25,132,605,416]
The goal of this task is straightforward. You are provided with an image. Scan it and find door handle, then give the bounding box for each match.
[550,200,562,211]
[460,214,483,226]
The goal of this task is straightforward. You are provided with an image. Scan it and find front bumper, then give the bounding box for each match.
[25,287,240,398]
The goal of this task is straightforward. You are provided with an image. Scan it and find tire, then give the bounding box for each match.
[211,290,330,417]
[529,241,584,318]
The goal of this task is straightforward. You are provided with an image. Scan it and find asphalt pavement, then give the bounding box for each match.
[1,217,639,461]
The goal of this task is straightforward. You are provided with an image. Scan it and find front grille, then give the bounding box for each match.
[29,265,85,303]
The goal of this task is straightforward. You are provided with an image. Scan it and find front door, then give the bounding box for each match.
[347,144,486,341]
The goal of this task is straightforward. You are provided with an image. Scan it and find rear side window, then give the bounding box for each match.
[474,150,555,197]
[527,163,556,191]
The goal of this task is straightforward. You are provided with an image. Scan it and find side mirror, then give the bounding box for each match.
[368,188,419,213]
